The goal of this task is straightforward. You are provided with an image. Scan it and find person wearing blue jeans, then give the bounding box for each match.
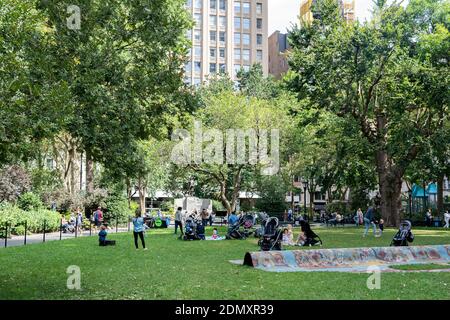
[363,207,377,237]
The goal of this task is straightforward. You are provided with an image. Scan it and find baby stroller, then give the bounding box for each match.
[299,220,322,246]
[390,220,414,246]
[183,214,205,240]
[258,217,283,251]
[254,212,269,238]
[226,214,254,239]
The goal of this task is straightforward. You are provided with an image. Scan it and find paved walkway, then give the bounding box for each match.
[1,226,131,248]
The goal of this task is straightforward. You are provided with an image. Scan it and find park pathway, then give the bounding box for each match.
[0,226,133,248]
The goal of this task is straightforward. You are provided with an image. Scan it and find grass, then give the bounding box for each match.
[389,263,450,271]
[0,226,449,300]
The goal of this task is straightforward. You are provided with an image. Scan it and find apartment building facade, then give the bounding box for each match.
[184,0,268,85]
[299,0,355,25]
[268,31,290,79]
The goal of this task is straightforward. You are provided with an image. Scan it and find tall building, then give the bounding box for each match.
[184,0,268,86]
[299,0,355,26]
[268,31,290,79]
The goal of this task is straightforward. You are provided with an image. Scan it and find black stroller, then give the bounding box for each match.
[390,220,414,246]
[299,220,322,246]
[254,212,269,238]
[258,217,283,251]
[183,214,205,241]
[226,214,255,239]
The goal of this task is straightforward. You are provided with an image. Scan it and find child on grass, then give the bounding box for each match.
[282,225,295,246]
[376,219,384,237]
[98,225,115,246]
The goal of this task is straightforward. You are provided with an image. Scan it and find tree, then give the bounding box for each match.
[0,165,31,203]
[173,75,292,213]
[287,0,449,226]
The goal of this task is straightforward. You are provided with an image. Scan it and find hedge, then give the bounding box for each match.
[0,204,61,236]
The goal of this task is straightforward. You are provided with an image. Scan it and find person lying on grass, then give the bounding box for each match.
[98,225,115,246]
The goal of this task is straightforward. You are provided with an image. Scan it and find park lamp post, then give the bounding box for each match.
[302,178,309,219]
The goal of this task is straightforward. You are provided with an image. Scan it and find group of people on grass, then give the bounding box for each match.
[173,207,216,237]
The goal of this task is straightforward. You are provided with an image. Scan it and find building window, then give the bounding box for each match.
[219,0,227,11]
[219,16,227,28]
[234,48,241,60]
[243,64,250,71]
[210,63,217,73]
[242,33,250,45]
[219,63,226,73]
[210,0,217,10]
[210,30,217,42]
[210,15,217,28]
[234,64,241,76]
[257,18,262,29]
[243,18,250,30]
[210,48,216,58]
[234,32,241,45]
[242,48,250,61]
[194,13,202,27]
[219,48,226,58]
[234,17,241,29]
[219,31,226,43]
[194,0,202,9]
[184,77,192,85]
[257,33,263,45]
[194,61,201,73]
[234,1,241,14]
[186,0,192,8]
[194,77,201,85]
[257,49,263,61]
[256,3,262,15]
[194,30,202,42]
[243,2,250,15]
[186,29,192,39]
[314,192,325,201]
[194,45,202,57]
[185,61,192,73]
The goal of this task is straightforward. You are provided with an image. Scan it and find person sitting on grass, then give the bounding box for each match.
[98,225,115,246]
[282,224,295,246]
[296,229,306,246]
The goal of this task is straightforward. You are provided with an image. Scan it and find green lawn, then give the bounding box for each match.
[0,226,449,300]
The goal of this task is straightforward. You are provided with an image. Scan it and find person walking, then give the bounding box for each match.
[76,207,83,236]
[201,208,209,227]
[132,210,147,250]
[363,207,377,237]
[174,207,184,236]
[355,208,363,227]
[93,206,103,231]
[443,210,450,228]
[425,209,433,227]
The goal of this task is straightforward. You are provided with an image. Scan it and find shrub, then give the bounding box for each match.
[17,192,44,211]
[0,204,61,236]
[104,193,133,224]
[0,165,31,203]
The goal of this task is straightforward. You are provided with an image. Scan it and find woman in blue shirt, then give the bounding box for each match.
[132,210,147,250]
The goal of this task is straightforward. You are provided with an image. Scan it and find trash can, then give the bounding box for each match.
[433,220,441,227]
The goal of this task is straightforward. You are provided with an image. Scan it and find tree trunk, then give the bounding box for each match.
[138,177,146,215]
[126,178,132,209]
[85,150,94,194]
[68,145,76,195]
[437,175,444,216]
[376,150,403,227]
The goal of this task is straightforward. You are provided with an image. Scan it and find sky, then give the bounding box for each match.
[268,0,408,35]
